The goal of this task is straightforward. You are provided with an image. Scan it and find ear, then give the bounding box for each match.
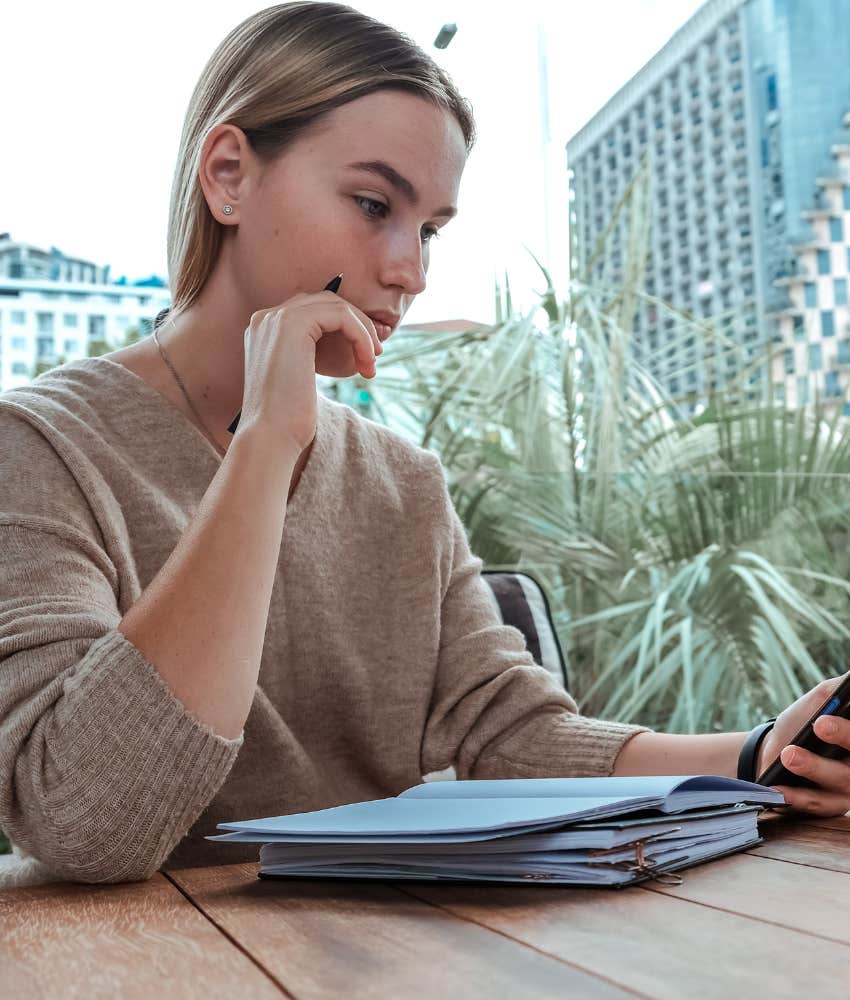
[198,124,254,225]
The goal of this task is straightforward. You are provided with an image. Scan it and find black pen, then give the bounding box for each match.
[227,273,344,434]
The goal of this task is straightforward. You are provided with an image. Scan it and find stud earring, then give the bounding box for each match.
[222,205,234,216]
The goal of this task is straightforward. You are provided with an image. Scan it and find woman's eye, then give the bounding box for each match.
[354,195,440,245]
[355,196,387,218]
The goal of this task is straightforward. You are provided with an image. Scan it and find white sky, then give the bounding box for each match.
[3,0,704,324]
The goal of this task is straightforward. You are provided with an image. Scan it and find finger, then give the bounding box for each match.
[343,301,383,358]
[343,316,377,377]
[769,784,850,818]
[814,713,850,752]
[303,300,377,376]
[779,743,850,795]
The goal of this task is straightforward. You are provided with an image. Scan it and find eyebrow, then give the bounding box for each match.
[345,160,458,219]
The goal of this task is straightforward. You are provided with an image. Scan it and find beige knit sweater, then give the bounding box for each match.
[0,357,650,885]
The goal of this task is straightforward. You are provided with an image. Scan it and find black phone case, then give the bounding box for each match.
[757,672,850,788]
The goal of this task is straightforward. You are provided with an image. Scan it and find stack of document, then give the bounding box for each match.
[208,775,785,887]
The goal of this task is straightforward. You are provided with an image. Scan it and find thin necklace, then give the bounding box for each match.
[152,317,225,456]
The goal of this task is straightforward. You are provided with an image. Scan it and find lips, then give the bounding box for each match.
[366,311,401,340]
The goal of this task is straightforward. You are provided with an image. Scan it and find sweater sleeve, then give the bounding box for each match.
[0,521,243,884]
[420,457,652,781]
[0,410,242,883]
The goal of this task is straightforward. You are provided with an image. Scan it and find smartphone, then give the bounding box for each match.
[757,671,850,788]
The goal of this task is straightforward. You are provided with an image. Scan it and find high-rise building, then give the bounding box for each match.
[567,0,850,404]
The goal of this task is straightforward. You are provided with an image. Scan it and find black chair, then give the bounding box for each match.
[481,570,569,692]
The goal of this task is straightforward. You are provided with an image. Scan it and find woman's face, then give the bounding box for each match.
[226,90,468,377]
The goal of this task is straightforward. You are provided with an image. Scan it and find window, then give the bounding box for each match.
[798,376,810,404]
[822,311,835,337]
[805,283,817,307]
[36,312,54,334]
[838,340,850,365]
[793,315,805,340]
[88,315,106,337]
[774,382,786,402]
[831,217,844,243]
[809,343,823,371]
[11,310,25,324]
[11,336,27,350]
[825,371,841,397]
[784,349,794,374]
[63,313,79,327]
[844,187,850,211]
[818,249,831,275]
[11,362,28,375]
[836,279,848,306]
[63,338,80,354]
[766,73,778,112]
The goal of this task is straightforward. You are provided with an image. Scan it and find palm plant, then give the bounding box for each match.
[349,166,850,734]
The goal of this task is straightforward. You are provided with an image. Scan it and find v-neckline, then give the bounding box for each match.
[78,356,325,512]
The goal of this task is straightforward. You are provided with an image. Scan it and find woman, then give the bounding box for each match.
[1,2,848,887]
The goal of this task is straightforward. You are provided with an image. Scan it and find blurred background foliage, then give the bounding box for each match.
[341,170,850,735]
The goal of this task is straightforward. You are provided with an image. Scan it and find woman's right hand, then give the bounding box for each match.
[237,291,383,453]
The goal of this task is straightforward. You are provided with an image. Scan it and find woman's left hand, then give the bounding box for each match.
[757,670,850,817]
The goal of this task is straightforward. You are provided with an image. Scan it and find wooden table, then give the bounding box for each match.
[3,811,848,999]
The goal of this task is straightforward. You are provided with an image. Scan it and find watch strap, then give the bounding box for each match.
[737,719,777,782]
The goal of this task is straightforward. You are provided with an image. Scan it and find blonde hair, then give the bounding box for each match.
[165,2,476,316]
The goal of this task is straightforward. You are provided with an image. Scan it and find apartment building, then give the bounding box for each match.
[567,0,850,403]
[0,235,169,392]
[769,126,850,414]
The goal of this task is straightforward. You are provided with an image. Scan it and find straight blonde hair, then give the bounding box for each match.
[165,2,476,317]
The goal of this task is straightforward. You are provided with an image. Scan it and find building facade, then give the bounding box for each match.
[567,0,850,403]
[769,124,850,415]
[0,235,170,392]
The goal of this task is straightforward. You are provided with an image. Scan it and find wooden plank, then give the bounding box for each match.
[400,862,850,999]
[643,849,850,944]
[793,814,850,833]
[0,872,284,1000]
[750,818,850,872]
[171,863,635,999]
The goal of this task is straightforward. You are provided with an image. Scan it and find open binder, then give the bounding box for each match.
[208,775,785,887]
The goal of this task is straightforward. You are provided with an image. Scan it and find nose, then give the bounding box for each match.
[379,230,427,296]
